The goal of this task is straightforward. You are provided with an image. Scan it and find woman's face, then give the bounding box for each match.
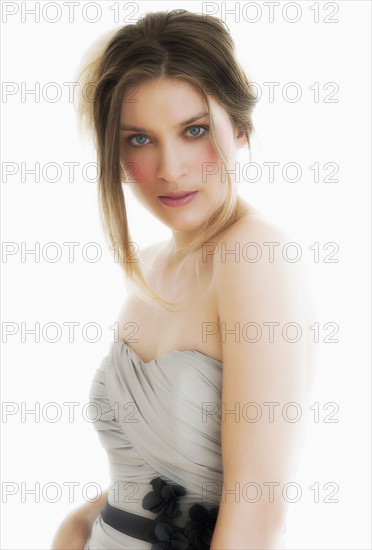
[119,77,246,239]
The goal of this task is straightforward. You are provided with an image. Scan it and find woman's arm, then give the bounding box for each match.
[210,216,309,549]
[51,489,109,549]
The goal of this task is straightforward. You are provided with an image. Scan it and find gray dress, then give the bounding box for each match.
[84,339,224,549]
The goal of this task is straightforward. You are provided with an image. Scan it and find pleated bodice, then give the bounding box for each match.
[85,339,224,549]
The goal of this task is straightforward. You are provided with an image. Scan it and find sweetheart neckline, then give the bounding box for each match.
[114,339,223,366]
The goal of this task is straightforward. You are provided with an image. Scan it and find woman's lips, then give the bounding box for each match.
[158,191,198,207]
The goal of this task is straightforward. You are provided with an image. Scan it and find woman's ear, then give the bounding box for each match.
[235,128,248,148]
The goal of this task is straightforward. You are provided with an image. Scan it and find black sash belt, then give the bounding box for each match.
[100,500,170,542]
[99,477,219,549]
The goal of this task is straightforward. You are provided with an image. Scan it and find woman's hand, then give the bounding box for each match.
[51,512,91,550]
[51,488,108,549]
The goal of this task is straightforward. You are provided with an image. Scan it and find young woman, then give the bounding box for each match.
[52,9,314,550]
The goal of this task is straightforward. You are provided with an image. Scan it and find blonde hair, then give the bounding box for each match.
[74,9,258,309]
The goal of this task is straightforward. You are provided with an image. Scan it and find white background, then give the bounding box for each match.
[1,1,371,549]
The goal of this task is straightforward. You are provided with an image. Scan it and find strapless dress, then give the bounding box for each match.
[84,339,224,549]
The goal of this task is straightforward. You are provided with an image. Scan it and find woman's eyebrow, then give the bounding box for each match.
[120,111,209,132]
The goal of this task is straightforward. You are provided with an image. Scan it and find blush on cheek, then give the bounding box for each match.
[197,143,220,182]
[123,160,152,184]
[133,164,153,184]
[203,143,219,162]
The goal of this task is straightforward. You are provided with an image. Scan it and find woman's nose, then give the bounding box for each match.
[156,143,188,182]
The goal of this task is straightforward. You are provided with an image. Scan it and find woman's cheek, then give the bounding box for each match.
[203,142,219,163]
[197,143,219,181]
[122,154,153,185]
[132,162,153,185]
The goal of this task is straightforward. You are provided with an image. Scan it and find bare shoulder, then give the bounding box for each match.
[219,212,290,244]
[210,212,292,274]
[210,212,308,317]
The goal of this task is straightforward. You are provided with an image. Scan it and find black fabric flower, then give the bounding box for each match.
[184,504,219,550]
[142,477,219,550]
[142,477,187,522]
[150,522,189,550]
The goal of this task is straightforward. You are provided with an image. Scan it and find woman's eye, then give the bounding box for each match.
[124,125,208,147]
[185,125,209,138]
[126,134,150,147]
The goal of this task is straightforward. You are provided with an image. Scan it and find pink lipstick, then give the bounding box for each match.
[158,191,198,207]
